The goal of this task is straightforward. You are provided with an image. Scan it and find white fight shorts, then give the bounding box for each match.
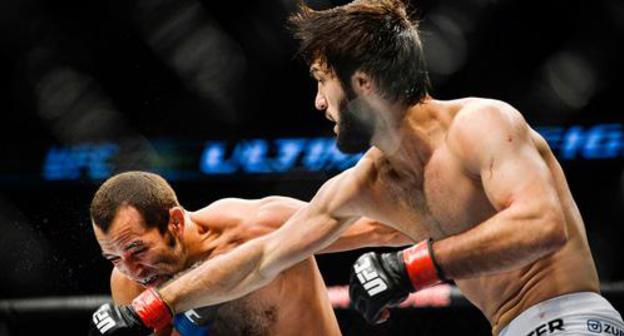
[498,292,624,336]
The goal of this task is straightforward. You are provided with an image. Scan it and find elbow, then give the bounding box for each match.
[252,268,274,292]
[255,236,283,283]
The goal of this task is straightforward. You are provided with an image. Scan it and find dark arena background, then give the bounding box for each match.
[1,0,623,335]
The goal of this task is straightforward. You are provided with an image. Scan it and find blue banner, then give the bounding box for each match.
[41,123,623,182]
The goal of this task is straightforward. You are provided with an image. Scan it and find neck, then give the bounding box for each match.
[371,96,449,163]
[179,211,209,268]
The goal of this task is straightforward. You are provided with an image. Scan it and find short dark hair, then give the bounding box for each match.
[90,171,179,233]
[289,0,430,106]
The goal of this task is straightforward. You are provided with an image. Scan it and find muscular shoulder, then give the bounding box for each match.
[192,198,272,232]
[193,196,308,242]
[446,98,530,173]
[191,198,253,229]
[449,98,527,140]
[110,268,144,304]
[249,197,307,233]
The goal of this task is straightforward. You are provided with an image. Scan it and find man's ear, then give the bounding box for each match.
[168,206,185,236]
[350,70,374,96]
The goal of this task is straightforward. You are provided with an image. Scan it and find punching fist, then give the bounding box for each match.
[90,303,152,336]
[349,240,446,324]
[90,288,172,336]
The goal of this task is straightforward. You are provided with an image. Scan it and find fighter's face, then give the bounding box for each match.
[93,206,185,287]
[310,62,374,153]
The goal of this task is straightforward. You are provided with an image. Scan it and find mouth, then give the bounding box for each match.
[139,274,171,287]
[325,112,335,122]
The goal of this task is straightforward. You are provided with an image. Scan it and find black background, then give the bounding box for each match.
[0,0,623,334]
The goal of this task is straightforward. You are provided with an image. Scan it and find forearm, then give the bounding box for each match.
[433,206,567,279]
[159,236,270,313]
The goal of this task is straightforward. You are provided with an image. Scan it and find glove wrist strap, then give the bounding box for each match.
[132,287,173,331]
[401,239,446,291]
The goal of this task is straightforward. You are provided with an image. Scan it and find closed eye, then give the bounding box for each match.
[107,256,120,264]
[132,248,147,257]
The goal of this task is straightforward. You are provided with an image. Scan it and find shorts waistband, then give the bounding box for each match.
[498,292,622,335]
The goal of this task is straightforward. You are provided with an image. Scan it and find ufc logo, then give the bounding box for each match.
[354,257,388,296]
[93,306,116,334]
[184,309,201,324]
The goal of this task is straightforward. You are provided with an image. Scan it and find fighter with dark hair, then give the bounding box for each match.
[90,1,624,335]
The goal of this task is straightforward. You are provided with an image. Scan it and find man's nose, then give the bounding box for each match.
[315,91,327,111]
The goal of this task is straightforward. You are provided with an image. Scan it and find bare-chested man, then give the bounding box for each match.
[89,1,624,335]
[88,171,409,335]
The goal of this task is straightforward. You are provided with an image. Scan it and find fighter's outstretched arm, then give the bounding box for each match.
[433,102,568,278]
[108,195,407,304]
[232,196,412,253]
[159,157,374,313]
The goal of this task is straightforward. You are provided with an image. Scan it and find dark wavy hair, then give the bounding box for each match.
[290,0,430,106]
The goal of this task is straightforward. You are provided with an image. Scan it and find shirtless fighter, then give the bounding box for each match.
[90,1,624,335]
[88,171,410,335]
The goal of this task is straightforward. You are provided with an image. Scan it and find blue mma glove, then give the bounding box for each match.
[173,306,220,336]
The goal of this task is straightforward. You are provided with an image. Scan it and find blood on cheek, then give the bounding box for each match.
[112,248,148,266]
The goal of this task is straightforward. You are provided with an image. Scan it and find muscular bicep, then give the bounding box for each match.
[320,218,413,253]
[482,138,558,213]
